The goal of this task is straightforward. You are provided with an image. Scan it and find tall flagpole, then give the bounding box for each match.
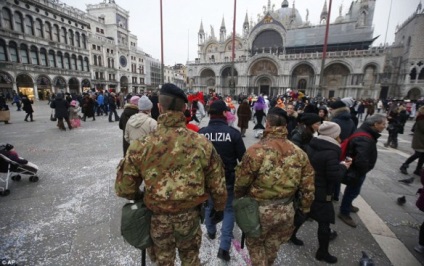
[318,0,333,98]
[160,0,164,85]
[230,0,237,96]
[384,0,393,46]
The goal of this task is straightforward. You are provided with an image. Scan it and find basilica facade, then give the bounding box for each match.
[187,0,389,99]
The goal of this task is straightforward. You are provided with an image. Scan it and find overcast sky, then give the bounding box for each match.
[64,0,420,65]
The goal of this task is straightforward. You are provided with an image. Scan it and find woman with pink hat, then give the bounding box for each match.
[69,100,81,128]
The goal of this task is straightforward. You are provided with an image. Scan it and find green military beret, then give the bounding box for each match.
[160,83,188,103]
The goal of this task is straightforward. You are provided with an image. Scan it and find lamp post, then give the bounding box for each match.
[317,0,333,99]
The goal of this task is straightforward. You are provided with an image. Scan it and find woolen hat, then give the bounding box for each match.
[209,100,227,114]
[300,113,321,126]
[329,100,346,109]
[319,121,341,139]
[341,97,355,108]
[130,96,140,106]
[138,96,153,111]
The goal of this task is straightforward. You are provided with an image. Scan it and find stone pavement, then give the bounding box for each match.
[0,101,423,265]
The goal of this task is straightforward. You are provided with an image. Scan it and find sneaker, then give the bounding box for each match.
[350,205,359,213]
[217,248,231,262]
[338,213,357,228]
[290,235,304,246]
[414,245,424,253]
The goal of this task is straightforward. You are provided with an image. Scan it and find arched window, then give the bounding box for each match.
[9,41,18,62]
[2,8,12,30]
[25,15,34,35]
[84,57,89,71]
[98,55,102,66]
[111,58,114,68]
[14,11,24,33]
[78,56,83,70]
[61,27,67,44]
[71,54,77,70]
[48,50,55,67]
[0,39,6,61]
[57,52,63,68]
[40,48,47,66]
[35,18,43,38]
[93,54,97,66]
[82,34,87,49]
[68,29,74,46]
[64,53,70,69]
[20,44,29,64]
[30,46,38,65]
[75,32,80,48]
[53,24,60,42]
[44,22,52,40]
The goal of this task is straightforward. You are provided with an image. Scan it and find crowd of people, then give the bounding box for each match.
[1,85,423,264]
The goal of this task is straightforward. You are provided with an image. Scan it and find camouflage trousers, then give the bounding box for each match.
[150,208,201,266]
[246,202,295,266]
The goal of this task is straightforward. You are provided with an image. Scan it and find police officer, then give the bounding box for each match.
[198,100,246,262]
[235,107,315,265]
[115,83,227,266]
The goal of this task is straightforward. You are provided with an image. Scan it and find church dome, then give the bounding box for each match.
[282,0,289,8]
[277,5,303,26]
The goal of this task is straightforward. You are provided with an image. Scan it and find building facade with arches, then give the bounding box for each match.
[187,0,389,100]
[0,0,91,100]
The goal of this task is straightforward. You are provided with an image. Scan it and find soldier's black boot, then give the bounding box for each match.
[316,225,337,264]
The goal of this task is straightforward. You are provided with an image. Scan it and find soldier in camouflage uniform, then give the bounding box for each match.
[235,107,315,266]
[115,83,227,266]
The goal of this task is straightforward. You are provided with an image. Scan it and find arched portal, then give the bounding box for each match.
[407,87,422,100]
[16,73,35,99]
[291,64,315,94]
[249,59,278,96]
[221,66,238,96]
[0,71,14,98]
[69,77,80,94]
[53,76,67,93]
[323,63,350,98]
[199,68,216,88]
[36,75,52,100]
[255,76,272,96]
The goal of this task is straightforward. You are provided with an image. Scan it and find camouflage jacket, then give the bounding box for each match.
[115,111,227,214]
[235,126,315,213]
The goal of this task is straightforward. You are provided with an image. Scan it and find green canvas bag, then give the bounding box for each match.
[233,197,261,238]
[121,198,153,250]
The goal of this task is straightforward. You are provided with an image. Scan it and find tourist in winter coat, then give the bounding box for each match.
[82,94,95,121]
[291,113,321,152]
[400,106,424,175]
[286,104,299,138]
[119,96,140,155]
[149,91,160,121]
[108,93,120,122]
[50,93,72,131]
[124,96,157,144]
[384,108,401,149]
[237,99,252,137]
[21,95,34,122]
[307,122,351,264]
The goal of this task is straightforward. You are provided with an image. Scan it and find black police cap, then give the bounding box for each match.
[268,107,288,121]
[209,100,227,114]
[160,83,188,103]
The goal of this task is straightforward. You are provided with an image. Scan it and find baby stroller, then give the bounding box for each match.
[0,143,39,196]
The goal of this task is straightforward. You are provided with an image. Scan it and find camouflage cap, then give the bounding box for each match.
[160,83,188,103]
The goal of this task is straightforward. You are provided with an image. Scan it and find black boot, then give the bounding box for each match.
[400,164,408,175]
[316,225,337,264]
